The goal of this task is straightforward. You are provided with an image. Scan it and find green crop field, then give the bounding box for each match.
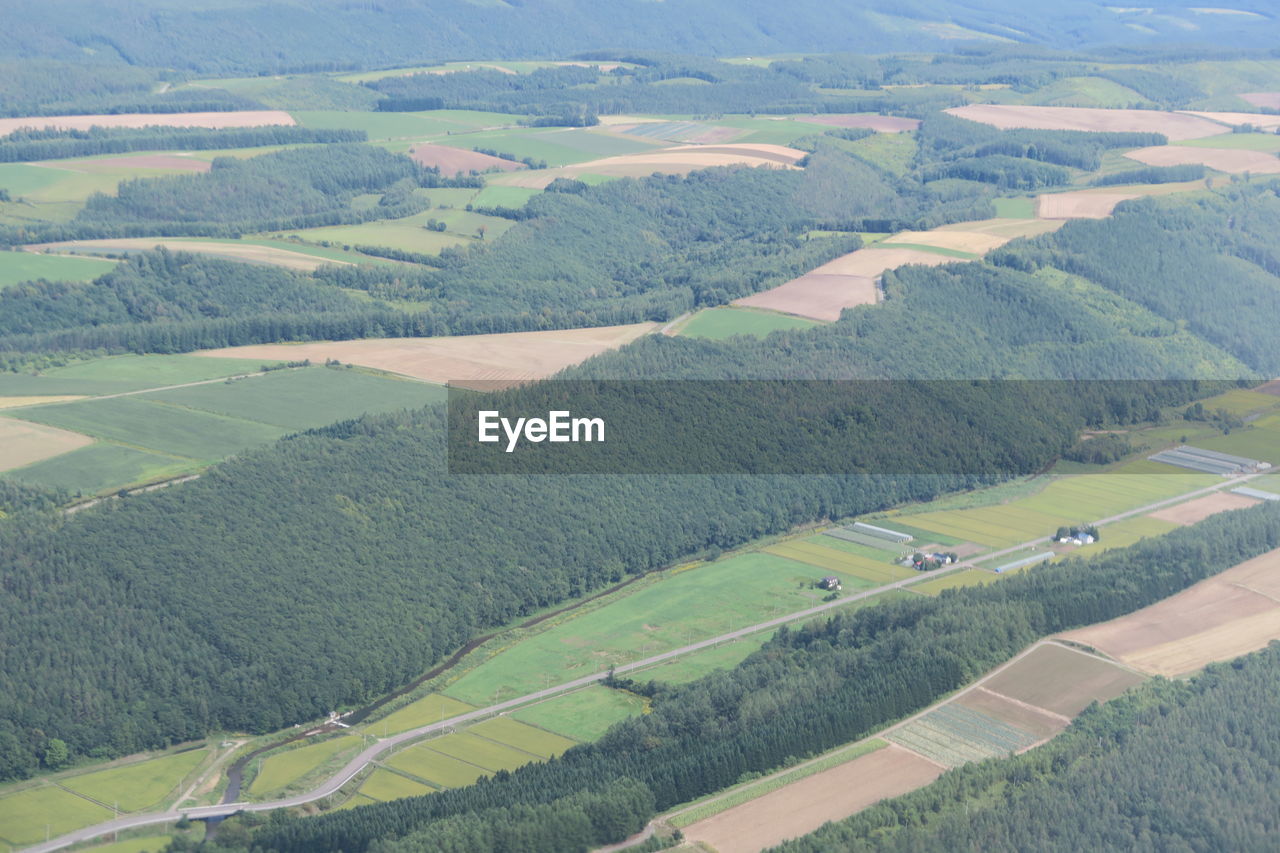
[422,731,535,771]
[468,717,577,758]
[443,551,836,705]
[6,443,192,495]
[250,735,360,796]
[1190,388,1280,416]
[840,131,918,175]
[61,747,207,812]
[0,252,117,288]
[806,533,907,560]
[14,396,288,462]
[1069,515,1177,557]
[993,197,1037,218]
[80,835,174,853]
[1026,75,1150,108]
[385,742,491,789]
[881,242,977,259]
[634,636,769,683]
[290,109,521,140]
[764,539,915,585]
[1175,132,1280,151]
[437,127,657,167]
[910,569,1001,596]
[364,693,475,737]
[282,219,471,254]
[1190,424,1280,464]
[510,687,646,742]
[358,768,436,802]
[470,185,541,209]
[146,367,445,431]
[677,307,820,340]
[0,354,277,398]
[0,785,112,846]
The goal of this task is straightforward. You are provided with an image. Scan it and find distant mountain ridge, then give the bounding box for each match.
[1,0,1277,74]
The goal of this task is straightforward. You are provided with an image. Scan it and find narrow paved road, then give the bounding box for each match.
[22,469,1265,851]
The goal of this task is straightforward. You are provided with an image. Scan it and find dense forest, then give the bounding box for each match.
[774,643,1280,852]
[241,501,1280,852]
[994,183,1280,375]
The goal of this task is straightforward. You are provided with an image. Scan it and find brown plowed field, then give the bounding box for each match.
[803,115,921,133]
[1125,144,1280,174]
[732,248,953,320]
[196,323,658,385]
[0,110,296,137]
[48,154,211,172]
[1060,547,1280,676]
[883,229,1010,253]
[408,144,525,175]
[1178,110,1280,131]
[945,105,1228,141]
[1241,93,1280,109]
[681,745,944,853]
[954,687,1068,740]
[733,274,878,321]
[936,218,1065,238]
[1037,191,1141,219]
[0,417,94,472]
[979,643,1145,717]
[1148,491,1261,525]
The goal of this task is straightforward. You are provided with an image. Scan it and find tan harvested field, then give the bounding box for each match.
[0,110,296,137]
[26,239,348,272]
[1256,379,1280,396]
[954,687,1069,740]
[197,323,658,384]
[408,144,524,175]
[500,143,807,188]
[47,154,211,173]
[936,217,1065,238]
[1178,110,1280,131]
[1060,547,1280,676]
[733,274,878,321]
[0,417,94,472]
[945,104,1229,141]
[803,115,921,133]
[1148,491,1261,525]
[682,745,944,853]
[883,229,1010,253]
[1037,191,1142,219]
[1125,144,1280,174]
[732,247,954,321]
[979,643,1146,717]
[0,396,84,409]
[1242,93,1280,109]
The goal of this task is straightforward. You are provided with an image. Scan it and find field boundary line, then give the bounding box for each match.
[971,686,1071,725]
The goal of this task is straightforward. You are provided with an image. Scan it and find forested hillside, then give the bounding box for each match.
[773,643,1280,852]
[246,502,1280,853]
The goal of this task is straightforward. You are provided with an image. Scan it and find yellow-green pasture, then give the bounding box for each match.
[249,735,360,796]
[61,747,208,811]
[0,785,112,846]
[764,539,916,585]
[362,693,475,737]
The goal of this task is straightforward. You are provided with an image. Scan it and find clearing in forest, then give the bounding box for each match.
[801,115,920,132]
[1060,546,1280,676]
[197,323,658,385]
[882,229,1010,254]
[0,110,296,137]
[977,643,1145,718]
[492,143,806,187]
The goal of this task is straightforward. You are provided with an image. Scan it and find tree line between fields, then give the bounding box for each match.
[226,501,1280,853]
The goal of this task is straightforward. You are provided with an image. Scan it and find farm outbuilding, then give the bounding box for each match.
[819,576,842,591]
[1148,445,1270,476]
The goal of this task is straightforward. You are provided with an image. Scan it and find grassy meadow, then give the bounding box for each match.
[677,307,821,340]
